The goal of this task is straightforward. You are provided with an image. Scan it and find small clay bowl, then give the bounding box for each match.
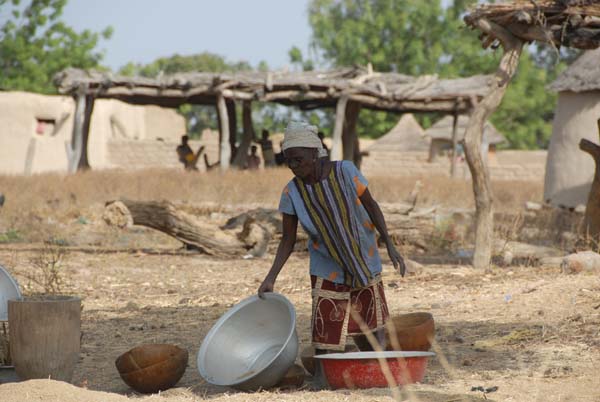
[354,312,435,352]
[115,344,188,393]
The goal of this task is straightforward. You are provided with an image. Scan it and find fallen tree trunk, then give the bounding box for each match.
[494,240,562,266]
[103,200,271,257]
[221,207,436,249]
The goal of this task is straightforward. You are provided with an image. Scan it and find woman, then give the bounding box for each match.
[258,121,406,353]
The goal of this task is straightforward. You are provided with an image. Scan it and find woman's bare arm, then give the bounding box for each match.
[360,188,406,276]
[258,213,298,296]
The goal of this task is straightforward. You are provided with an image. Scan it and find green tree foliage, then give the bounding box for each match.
[118,52,252,78]
[305,0,568,149]
[119,52,253,137]
[0,0,112,93]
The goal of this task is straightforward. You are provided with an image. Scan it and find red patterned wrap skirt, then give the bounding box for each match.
[310,275,389,351]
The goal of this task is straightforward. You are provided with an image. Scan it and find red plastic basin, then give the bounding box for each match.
[315,351,435,389]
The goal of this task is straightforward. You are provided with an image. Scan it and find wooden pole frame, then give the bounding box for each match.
[216,93,231,171]
[67,87,87,173]
[579,119,600,241]
[331,95,349,161]
[342,101,360,162]
[78,95,95,170]
[463,18,523,270]
[226,99,237,164]
[450,109,459,177]
[232,100,255,168]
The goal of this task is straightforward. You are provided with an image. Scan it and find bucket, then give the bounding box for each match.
[8,295,81,382]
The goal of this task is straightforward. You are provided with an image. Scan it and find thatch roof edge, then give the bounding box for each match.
[549,48,600,92]
[53,67,493,114]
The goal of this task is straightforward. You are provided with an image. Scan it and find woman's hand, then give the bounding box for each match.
[386,241,406,277]
[258,277,275,298]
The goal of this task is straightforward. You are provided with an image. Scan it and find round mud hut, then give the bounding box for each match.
[545,48,600,207]
[361,114,429,176]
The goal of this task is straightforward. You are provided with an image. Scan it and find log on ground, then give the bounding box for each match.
[103,200,271,257]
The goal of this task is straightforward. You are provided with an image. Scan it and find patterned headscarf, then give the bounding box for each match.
[282,121,328,158]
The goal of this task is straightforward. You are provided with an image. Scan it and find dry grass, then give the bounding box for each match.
[0,167,543,242]
[0,167,543,209]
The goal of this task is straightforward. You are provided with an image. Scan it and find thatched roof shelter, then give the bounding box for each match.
[54,66,496,171]
[54,67,492,113]
[549,47,600,92]
[368,114,429,152]
[465,1,600,50]
[425,115,506,145]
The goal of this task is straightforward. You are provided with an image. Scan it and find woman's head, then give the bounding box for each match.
[282,121,327,179]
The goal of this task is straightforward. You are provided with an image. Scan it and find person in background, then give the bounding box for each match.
[260,129,276,167]
[275,140,286,166]
[176,135,204,171]
[246,145,261,170]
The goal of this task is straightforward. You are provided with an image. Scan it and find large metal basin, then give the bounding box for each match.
[197,293,298,391]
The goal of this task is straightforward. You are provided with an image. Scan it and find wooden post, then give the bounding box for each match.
[579,119,600,240]
[24,138,36,175]
[226,99,237,163]
[67,89,86,173]
[463,19,523,270]
[78,95,95,170]
[342,101,360,161]
[450,110,459,177]
[216,93,231,170]
[232,101,255,168]
[331,95,348,161]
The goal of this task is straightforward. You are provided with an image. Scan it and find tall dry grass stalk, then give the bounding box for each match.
[0,167,543,210]
[0,168,543,241]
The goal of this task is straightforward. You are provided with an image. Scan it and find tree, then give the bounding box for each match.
[304,0,569,149]
[119,52,253,137]
[118,52,252,78]
[0,0,112,94]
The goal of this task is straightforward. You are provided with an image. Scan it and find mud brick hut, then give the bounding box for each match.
[0,91,185,174]
[425,115,505,163]
[361,114,429,176]
[545,48,600,207]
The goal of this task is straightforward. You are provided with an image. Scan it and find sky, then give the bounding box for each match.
[62,0,313,72]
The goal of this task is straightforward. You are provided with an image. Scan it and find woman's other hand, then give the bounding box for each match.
[258,277,275,298]
[386,242,406,277]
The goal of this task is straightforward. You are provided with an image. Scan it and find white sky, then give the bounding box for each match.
[62,0,313,71]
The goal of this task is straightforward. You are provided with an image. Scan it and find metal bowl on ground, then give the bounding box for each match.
[315,351,435,389]
[197,293,298,391]
[115,344,188,394]
[0,264,22,321]
[355,312,434,352]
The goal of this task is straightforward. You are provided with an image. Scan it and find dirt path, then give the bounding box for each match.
[1,244,599,401]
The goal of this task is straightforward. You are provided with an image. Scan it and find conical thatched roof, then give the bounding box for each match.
[368,114,429,152]
[425,115,506,145]
[549,48,600,92]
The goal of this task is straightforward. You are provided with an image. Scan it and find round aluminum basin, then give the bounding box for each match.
[197,293,298,391]
[0,264,22,321]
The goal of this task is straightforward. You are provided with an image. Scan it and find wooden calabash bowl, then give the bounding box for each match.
[115,344,188,393]
[355,312,435,352]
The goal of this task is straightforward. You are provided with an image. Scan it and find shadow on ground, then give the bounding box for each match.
[72,302,547,400]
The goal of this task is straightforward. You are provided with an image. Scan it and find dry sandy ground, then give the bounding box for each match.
[1,226,599,402]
